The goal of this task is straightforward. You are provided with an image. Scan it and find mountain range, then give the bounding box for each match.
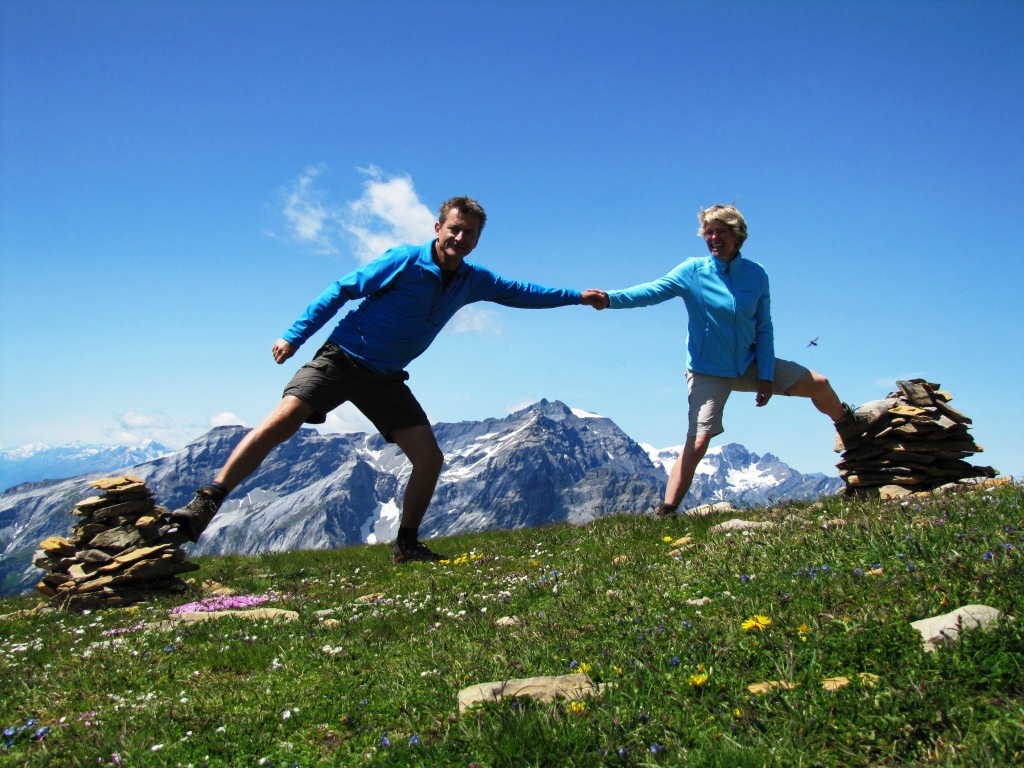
[0,441,172,490]
[0,400,842,596]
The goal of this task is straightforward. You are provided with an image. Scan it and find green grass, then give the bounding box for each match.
[1,483,1022,767]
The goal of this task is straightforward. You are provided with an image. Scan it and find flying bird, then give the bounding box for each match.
[807,337,819,347]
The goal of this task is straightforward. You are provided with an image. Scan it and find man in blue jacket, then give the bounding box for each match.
[172,196,607,561]
[594,204,867,515]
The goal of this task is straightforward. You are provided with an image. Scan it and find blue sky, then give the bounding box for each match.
[2,0,1022,479]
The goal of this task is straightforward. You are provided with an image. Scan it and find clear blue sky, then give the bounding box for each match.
[2,0,1022,478]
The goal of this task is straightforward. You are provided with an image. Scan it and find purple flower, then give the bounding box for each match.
[380,735,390,747]
[984,551,994,560]
[853,568,864,576]
[650,743,666,755]
[409,735,421,746]
[670,657,680,666]
[684,620,693,628]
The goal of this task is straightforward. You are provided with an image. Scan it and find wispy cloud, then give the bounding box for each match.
[344,166,436,264]
[447,305,503,334]
[282,165,435,263]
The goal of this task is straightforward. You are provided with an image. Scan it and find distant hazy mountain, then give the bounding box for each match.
[0,441,173,491]
[0,400,841,596]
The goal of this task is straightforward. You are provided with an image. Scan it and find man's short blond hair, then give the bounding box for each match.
[698,205,747,248]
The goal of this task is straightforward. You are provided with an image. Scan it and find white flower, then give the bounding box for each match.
[281,710,291,720]
[150,744,164,752]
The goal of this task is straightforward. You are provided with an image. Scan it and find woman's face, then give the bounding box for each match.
[702,220,739,262]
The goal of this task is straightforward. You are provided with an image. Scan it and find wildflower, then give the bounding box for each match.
[409,735,422,746]
[670,657,680,666]
[683,620,693,629]
[742,615,772,632]
[689,673,709,687]
[650,743,666,755]
[567,701,586,715]
[984,551,994,560]
[663,536,673,543]
[150,744,164,752]
[853,567,864,576]
[380,735,390,747]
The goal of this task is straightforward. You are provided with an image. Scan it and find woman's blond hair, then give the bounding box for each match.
[698,205,747,248]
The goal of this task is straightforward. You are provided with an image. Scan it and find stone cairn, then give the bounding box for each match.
[34,475,198,611]
[835,379,997,498]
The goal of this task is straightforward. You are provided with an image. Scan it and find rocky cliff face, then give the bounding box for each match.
[0,400,841,596]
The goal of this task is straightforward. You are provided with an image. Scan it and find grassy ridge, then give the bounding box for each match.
[1,483,1022,767]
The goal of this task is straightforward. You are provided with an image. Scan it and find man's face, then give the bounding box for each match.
[702,220,739,262]
[434,208,482,271]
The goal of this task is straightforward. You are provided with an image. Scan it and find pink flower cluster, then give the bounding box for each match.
[170,592,287,614]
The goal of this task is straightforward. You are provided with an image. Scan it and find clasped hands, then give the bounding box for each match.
[580,289,610,310]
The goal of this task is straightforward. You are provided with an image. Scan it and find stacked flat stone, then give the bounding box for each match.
[34,475,198,611]
[835,379,997,497]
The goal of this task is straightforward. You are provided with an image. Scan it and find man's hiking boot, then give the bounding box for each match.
[168,488,221,543]
[834,403,872,447]
[654,503,679,517]
[391,538,444,564]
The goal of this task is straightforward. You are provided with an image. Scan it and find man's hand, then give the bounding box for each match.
[755,380,773,407]
[581,289,610,310]
[272,338,296,364]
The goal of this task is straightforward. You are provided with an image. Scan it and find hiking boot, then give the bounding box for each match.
[168,488,221,543]
[654,503,679,517]
[391,538,444,563]
[834,403,872,446]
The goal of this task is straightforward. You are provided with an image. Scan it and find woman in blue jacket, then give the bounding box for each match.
[600,205,866,515]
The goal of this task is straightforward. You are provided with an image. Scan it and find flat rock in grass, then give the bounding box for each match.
[165,607,300,626]
[748,680,798,695]
[910,604,1004,653]
[709,519,774,533]
[688,501,735,517]
[495,616,519,627]
[879,484,914,499]
[821,673,880,691]
[457,673,606,714]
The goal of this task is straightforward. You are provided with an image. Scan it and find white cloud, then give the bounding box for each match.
[446,305,503,334]
[282,166,345,255]
[343,166,436,263]
[281,165,435,263]
[210,412,248,428]
[320,403,375,435]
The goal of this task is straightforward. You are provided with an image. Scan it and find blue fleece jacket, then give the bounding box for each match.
[282,240,582,374]
[607,253,776,381]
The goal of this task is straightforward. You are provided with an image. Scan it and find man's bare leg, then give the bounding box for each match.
[171,396,314,541]
[214,396,315,491]
[389,424,445,561]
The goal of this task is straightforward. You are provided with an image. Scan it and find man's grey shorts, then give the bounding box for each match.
[283,342,429,442]
[686,358,809,438]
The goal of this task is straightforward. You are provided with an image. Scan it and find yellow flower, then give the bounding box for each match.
[578,662,591,674]
[688,673,709,687]
[798,623,811,634]
[612,666,624,676]
[742,615,772,632]
[662,536,674,543]
[567,700,586,715]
